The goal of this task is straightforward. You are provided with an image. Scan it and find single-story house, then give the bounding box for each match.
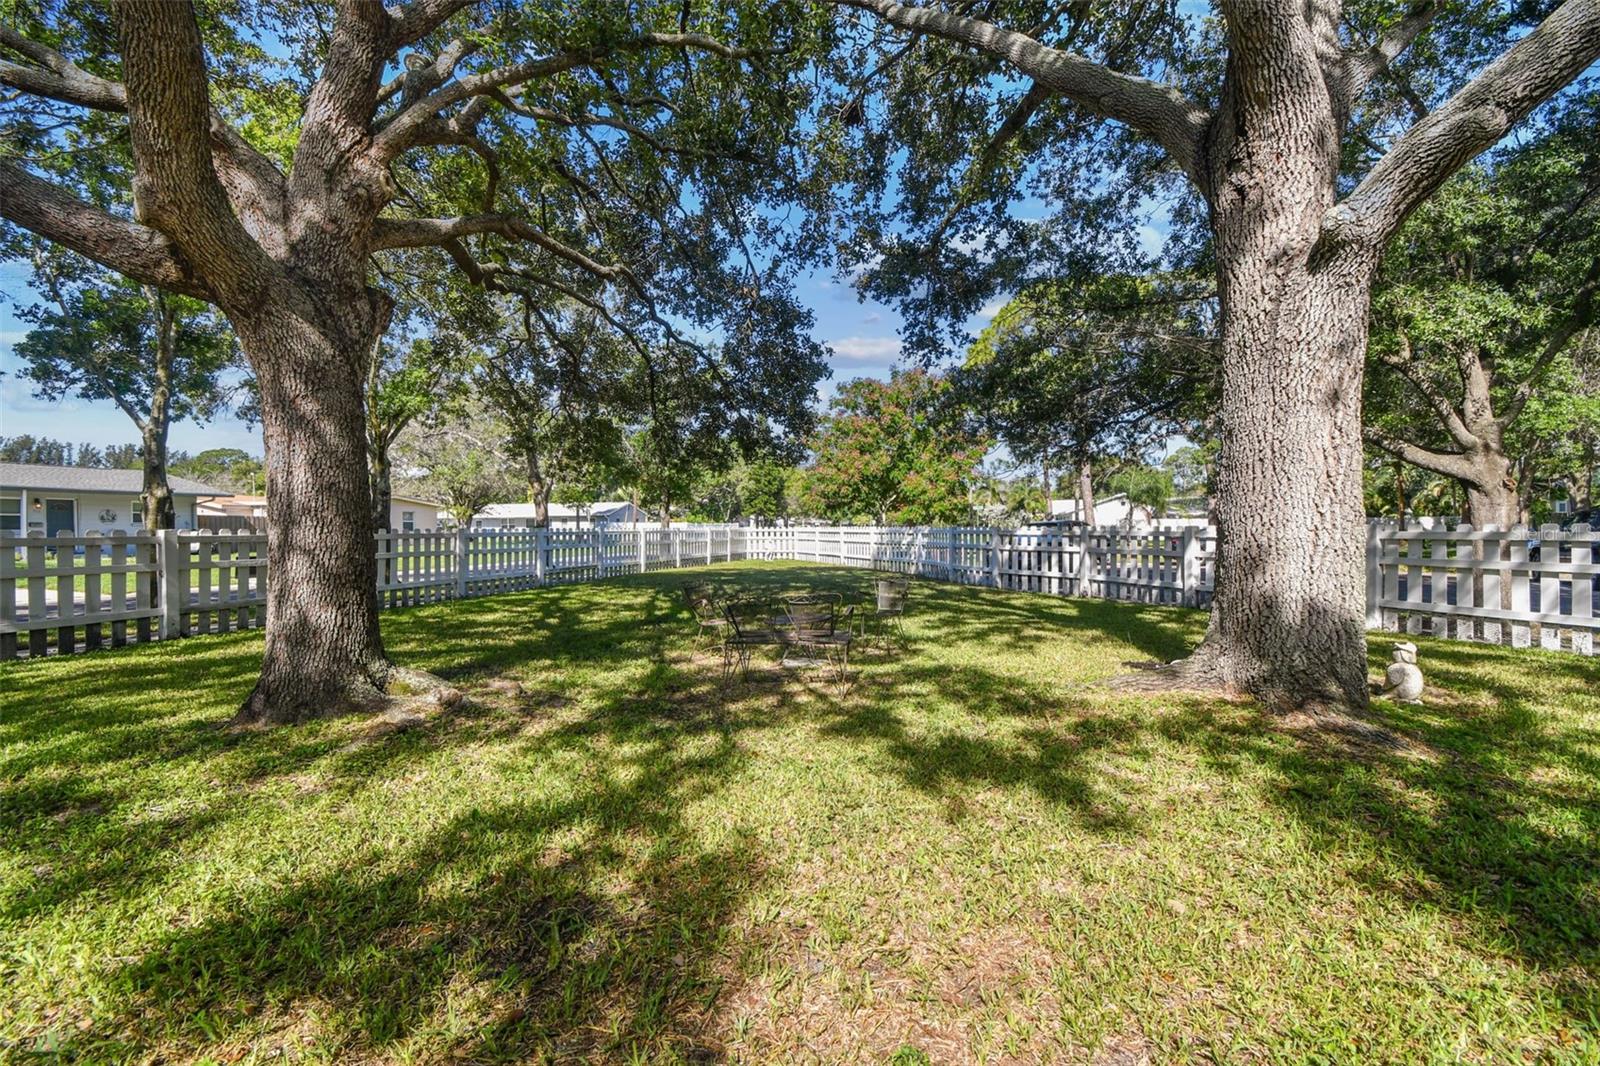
[471,500,651,530]
[195,493,267,528]
[0,462,226,536]
[1048,492,1142,528]
[197,492,448,531]
[385,495,449,532]
[1046,492,1213,531]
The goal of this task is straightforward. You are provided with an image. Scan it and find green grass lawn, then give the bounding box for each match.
[2,561,1597,1064]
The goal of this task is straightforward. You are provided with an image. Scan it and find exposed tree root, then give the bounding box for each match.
[1105,651,1236,698]
[1105,653,1412,751]
[232,664,462,730]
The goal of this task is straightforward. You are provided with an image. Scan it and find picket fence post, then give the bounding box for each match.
[455,528,470,599]
[157,529,183,639]
[1179,527,1201,608]
[1364,520,1383,629]
[673,528,682,569]
[638,528,646,574]
[536,528,548,584]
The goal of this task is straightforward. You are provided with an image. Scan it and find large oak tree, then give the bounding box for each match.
[1364,93,1600,526]
[1,0,828,723]
[827,0,1600,709]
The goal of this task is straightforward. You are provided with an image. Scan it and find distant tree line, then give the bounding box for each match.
[0,436,266,495]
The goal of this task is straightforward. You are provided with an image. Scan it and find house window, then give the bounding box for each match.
[401,510,415,532]
[0,497,19,533]
[130,499,143,525]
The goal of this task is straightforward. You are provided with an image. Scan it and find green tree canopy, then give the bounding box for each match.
[804,368,987,525]
[1364,91,1600,525]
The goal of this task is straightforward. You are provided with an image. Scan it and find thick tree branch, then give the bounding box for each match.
[114,0,272,306]
[1,24,289,251]
[1337,1,1439,107]
[0,161,209,298]
[1364,424,1478,481]
[1374,333,1477,448]
[1331,0,1600,244]
[386,0,477,48]
[0,27,127,110]
[371,32,785,162]
[832,0,1211,184]
[369,214,631,285]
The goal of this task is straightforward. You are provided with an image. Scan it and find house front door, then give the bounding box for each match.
[45,498,75,536]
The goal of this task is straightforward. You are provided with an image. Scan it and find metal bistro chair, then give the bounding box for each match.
[871,577,910,651]
[781,593,855,684]
[682,583,729,653]
[721,597,784,681]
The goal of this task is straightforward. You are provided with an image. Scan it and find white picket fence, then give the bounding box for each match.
[2,521,1595,660]
[1369,522,1598,655]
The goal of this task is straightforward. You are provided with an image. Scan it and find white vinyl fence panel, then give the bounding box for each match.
[3,520,1593,661]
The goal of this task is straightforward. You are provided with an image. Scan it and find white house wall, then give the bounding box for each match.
[2,490,200,534]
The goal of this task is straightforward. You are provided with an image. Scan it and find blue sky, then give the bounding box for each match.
[0,258,945,455]
[0,4,1192,460]
[0,219,1171,457]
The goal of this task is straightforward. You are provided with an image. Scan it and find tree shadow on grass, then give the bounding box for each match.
[24,648,776,1060]
[1144,674,1600,1027]
[6,563,1599,1055]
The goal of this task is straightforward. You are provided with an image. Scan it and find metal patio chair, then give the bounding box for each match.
[721,597,783,681]
[682,583,728,653]
[780,594,855,684]
[870,577,910,651]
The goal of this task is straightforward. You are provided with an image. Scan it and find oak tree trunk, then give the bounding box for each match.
[526,454,552,528]
[140,419,175,532]
[369,446,393,532]
[141,286,177,532]
[1076,456,1095,527]
[1179,56,1377,710]
[1192,257,1375,709]
[1461,450,1519,528]
[234,297,390,725]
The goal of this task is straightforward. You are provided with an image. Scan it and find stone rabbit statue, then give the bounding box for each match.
[1380,641,1424,703]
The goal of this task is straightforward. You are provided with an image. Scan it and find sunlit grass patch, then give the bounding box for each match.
[2,561,1596,1063]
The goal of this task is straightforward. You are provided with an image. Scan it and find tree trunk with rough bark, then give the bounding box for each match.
[369,445,393,533]
[140,420,175,532]
[1192,252,1378,708]
[138,287,177,532]
[1461,452,1519,527]
[235,296,390,724]
[1076,456,1094,527]
[1174,29,1379,710]
[528,455,552,528]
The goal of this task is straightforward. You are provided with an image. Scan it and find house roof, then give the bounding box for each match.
[0,462,226,497]
[392,495,445,509]
[1050,493,1129,513]
[475,500,638,520]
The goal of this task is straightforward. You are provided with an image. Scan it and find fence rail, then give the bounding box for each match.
[3,521,1594,660]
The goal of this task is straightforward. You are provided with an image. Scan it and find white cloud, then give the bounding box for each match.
[977,296,1009,321]
[1136,224,1166,260]
[827,336,901,362]
[862,312,882,325]
[844,253,884,281]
